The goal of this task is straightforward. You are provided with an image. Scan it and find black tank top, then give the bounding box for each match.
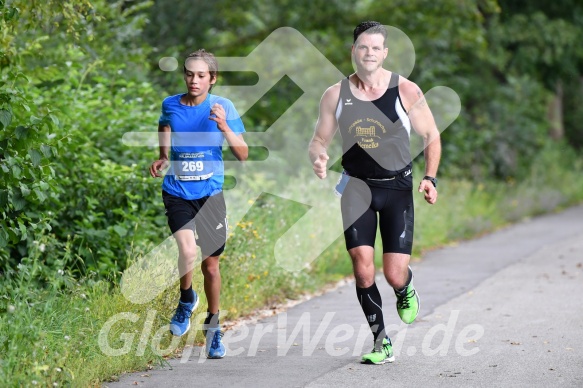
[336,73,412,188]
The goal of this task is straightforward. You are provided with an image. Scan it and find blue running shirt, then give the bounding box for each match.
[159,94,245,200]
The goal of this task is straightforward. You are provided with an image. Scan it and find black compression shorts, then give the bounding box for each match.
[340,179,414,254]
[162,190,227,257]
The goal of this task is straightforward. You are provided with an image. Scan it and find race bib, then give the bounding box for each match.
[173,152,215,181]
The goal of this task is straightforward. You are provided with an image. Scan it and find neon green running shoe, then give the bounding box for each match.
[361,338,395,365]
[395,282,420,324]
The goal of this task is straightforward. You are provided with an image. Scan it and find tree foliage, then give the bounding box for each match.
[1,0,582,278]
[1,0,165,277]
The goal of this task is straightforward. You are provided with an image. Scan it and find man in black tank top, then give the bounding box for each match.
[309,21,442,365]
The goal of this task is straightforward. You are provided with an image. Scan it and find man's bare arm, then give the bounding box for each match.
[309,84,340,178]
[400,80,441,204]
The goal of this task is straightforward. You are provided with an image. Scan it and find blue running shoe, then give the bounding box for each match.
[206,328,226,359]
[169,293,199,337]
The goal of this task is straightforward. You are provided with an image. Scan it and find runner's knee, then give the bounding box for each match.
[201,257,220,278]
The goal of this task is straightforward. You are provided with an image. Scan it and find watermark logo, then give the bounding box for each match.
[98,309,483,363]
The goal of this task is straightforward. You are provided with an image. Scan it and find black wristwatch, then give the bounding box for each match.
[423,176,438,188]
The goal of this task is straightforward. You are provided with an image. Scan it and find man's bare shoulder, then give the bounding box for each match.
[397,76,423,111]
[323,81,342,99]
[320,80,343,109]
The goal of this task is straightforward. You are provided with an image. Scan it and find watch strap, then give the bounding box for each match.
[423,175,437,188]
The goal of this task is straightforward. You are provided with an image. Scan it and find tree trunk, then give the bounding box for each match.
[548,81,564,140]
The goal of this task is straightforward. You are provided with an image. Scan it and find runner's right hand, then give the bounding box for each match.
[313,153,329,179]
[150,159,169,178]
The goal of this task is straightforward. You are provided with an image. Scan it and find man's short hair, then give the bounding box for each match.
[353,21,387,45]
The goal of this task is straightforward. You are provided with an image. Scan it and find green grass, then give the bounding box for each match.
[413,142,583,258]
[2,143,583,386]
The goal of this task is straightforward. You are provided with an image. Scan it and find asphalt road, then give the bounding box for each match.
[106,205,583,387]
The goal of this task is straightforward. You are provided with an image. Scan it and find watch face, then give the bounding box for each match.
[424,176,437,187]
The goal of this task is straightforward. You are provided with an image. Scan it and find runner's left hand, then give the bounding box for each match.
[209,103,228,131]
[418,179,438,204]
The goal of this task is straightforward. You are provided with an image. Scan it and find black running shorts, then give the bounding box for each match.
[340,179,414,254]
[162,190,227,257]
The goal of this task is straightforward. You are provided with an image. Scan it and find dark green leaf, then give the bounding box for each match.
[3,7,18,22]
[29,149,42,166]
[113,225,128,237]
[0,110,11,129]
[48,114,60,127]
[33,188,47,202]
[40,144,52,157]
[17,221,27,241]
[19,183,30,197]
[0,228,7,248]
[12,164,21,179]
[15,72,28,82]
[6,226,18,244]
[0,190,7,207]
[12,192,26,211]
[15,126,28,139]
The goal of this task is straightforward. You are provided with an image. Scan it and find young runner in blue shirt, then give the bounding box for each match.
[150,49,248,359]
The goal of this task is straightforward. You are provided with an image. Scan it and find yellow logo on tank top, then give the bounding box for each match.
[355,126,376,137]
[348,118,387,149]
